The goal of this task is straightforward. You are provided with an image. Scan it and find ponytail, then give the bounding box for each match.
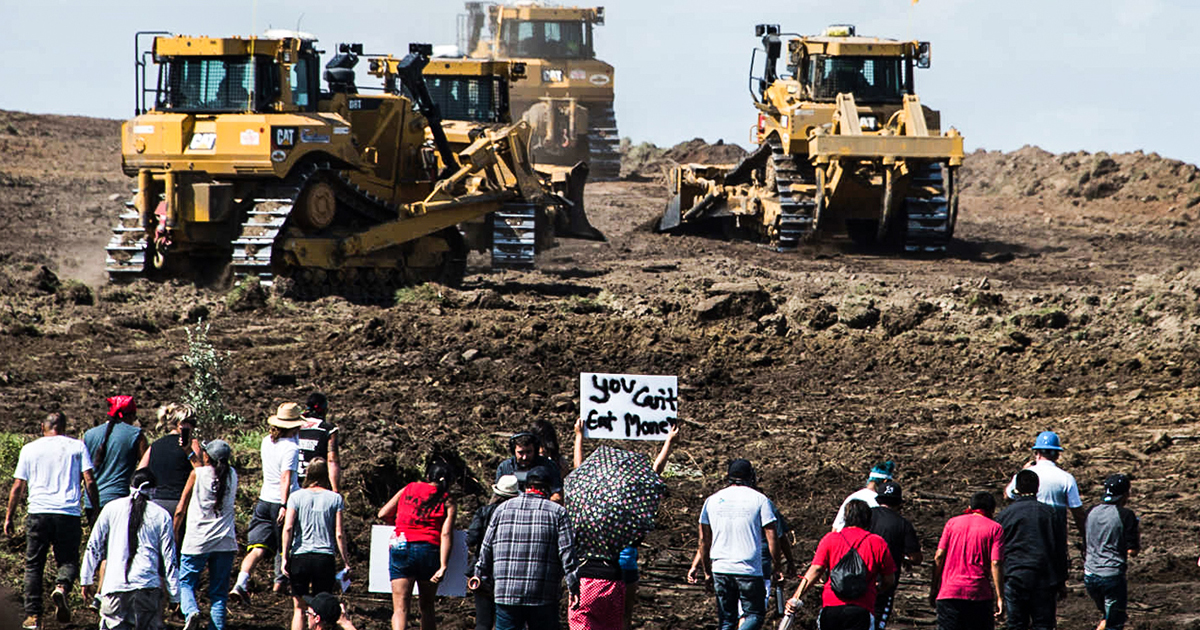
[212,458,232,514]
[421,462,452,512]
[94,419,118,469]
[125,469,157,581]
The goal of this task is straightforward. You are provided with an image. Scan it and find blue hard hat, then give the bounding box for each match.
[1032,431,1064,451]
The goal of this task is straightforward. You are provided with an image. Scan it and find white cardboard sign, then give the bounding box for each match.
[579,372,679,441]
[368,525,469,597]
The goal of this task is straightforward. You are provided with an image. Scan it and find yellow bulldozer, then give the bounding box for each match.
[107,30,602,300]
[458,2,620,179]
[659,24,964,253]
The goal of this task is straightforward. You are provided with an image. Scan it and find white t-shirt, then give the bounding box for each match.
[182,466,239,555]
[832,487,879,531]
[14,435,93,516]
[699,484,777,576]
[259,435,300,504]
[1005,459,1082,508]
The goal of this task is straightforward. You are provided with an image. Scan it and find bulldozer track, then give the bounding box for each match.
[768,137,816,250]
[104,195,147,280]
[490,202,538,269]
[902,162,955,253]
[587,101,621,181]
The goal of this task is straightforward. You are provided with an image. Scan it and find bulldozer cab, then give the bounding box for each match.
[460,2,604,60]
[139,31,321,115]
[418,58,527,124]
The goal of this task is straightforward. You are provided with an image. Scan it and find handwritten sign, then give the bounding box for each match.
[579,373,678,441]
[368,526,469,596]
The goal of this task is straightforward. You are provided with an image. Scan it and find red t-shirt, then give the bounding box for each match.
[812,527,896,611]
[936,513,1004,601]
[393,482,448,546]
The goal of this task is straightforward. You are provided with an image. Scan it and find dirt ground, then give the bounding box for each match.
[2,110,1200,629]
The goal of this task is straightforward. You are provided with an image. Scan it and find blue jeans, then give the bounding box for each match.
[1084,573,1127,630]
[713,573,766,630]
[180,551,235,630]
[495,602,559,630]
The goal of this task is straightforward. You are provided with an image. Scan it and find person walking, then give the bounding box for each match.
[833,461,895,531]
[378,462,456,630]
[283,459,351,630]
[299,393,340,493]
[174,439,238,630]
[868,481,922,630]
[4,412,100,630]
[687,459,781,630]
[84,395,149,513]
[466,475,519,630]
[929,492,1005,630]
[474,466,579,630]
[496,432,564,501]
[995,470,1068,630]
[139,404,200,535]
[81,469,180,630]
[1004,431,1086,536]
[785,499,895,630]
[1084,474,1140,630]
[230,402,304,603]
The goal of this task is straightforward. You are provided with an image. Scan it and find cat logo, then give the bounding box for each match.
[273,127,297,148]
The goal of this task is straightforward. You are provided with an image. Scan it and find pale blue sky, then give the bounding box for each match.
[4,0,1196,164]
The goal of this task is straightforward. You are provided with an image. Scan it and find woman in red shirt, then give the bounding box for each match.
[377,463,456,630]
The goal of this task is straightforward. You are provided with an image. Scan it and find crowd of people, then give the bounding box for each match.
[2,392,1146,630]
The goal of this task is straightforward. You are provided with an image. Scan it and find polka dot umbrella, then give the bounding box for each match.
[564,445,667,561]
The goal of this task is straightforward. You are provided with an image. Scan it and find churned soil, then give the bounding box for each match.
[2,110,1200,628]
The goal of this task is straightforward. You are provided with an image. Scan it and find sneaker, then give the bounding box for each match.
[51,587,71,623]
[229,584,251,605]
[21,615,38,630]
[88,596,100,612]
[184,612,203,630]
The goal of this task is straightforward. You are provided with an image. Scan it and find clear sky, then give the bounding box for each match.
[4,0,1197,165]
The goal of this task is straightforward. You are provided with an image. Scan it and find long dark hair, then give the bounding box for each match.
[210,453,232,515]
[421,462,452,511]
[529,419,561,463]
[126,468,157,580]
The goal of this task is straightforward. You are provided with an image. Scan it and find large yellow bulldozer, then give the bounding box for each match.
[659,24,964,253]
[458,2,620,179]
[107,30,602,300]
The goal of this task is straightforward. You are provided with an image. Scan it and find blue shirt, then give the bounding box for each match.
[83,422,142,508]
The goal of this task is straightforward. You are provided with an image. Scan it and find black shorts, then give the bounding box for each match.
[289,553,336,597]
[246,500,283,553]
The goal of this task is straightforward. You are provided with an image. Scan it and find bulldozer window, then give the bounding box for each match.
[161,57,259,112]
[427,76,505,124]
[808,56,903,103]
[500,20,591,59]
[290,56,317,109]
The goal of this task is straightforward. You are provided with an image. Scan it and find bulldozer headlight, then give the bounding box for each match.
[542,69,564,83]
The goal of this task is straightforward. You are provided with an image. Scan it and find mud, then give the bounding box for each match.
[2,110,1200,629]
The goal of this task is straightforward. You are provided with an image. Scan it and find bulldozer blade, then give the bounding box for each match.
[554,162,606,242]
[658,193,684,232]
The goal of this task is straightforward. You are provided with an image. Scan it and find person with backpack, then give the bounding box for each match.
[929,492,1005,630]
[687,459,782,630]
[785,499,895,630]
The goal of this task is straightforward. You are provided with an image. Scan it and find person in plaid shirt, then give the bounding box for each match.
[473,467,579,630]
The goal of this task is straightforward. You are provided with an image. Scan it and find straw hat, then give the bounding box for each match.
[268,402,305,429]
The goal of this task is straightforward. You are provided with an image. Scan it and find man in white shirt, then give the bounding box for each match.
[832,460,895,531]
[1005,431,1086,534]
[81,468,179,630]
[687,459,781,630]
[4,412,99,630]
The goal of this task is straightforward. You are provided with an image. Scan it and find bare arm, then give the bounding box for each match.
[431,503,456,583]
[879,569,896,594]
[335,508,351,570]
[137,444,152,471]
[573,419,584,469]
[991,560,1004,618]
[929,548,947,608]
[652,424,681,476]
[377,489,403,522]
[82,470,99,522]
[1070,506,1088,538]
[4,479,26,536]
[784,562,828,614]
[277,470,294,525]
[763,523,782,581]
[189,438,202,469]
[327,432,341,494]
[687,523,713,583]
[280,505,297,574]
[174,470,197,542]
[135,432,149,461]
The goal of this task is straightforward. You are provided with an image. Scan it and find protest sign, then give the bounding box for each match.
[579,372,678,441]
[368,525,469,596]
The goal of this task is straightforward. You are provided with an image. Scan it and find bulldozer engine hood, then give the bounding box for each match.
[121,112,357,177]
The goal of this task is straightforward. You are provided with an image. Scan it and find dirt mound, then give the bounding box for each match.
[620,137,748,181]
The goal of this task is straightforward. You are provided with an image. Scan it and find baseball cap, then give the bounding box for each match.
[727,459,755,483]
[876,480,903,505]
[304,592,341,626]
[202,439,232,463]
[1032,431,1064,451]
[1103,473,1131,503]
[525,466,553,487]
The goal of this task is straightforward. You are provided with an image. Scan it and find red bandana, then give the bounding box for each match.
[107,395,137,419]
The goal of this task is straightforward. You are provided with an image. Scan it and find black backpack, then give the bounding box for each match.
[829,532,869,600]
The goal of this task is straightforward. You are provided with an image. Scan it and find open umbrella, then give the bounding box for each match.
[565,445,667,561]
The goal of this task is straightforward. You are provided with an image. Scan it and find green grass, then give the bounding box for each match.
[0,431,28,484]
[394,283,448,305]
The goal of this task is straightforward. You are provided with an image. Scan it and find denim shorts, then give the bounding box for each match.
[388,541,439,581]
